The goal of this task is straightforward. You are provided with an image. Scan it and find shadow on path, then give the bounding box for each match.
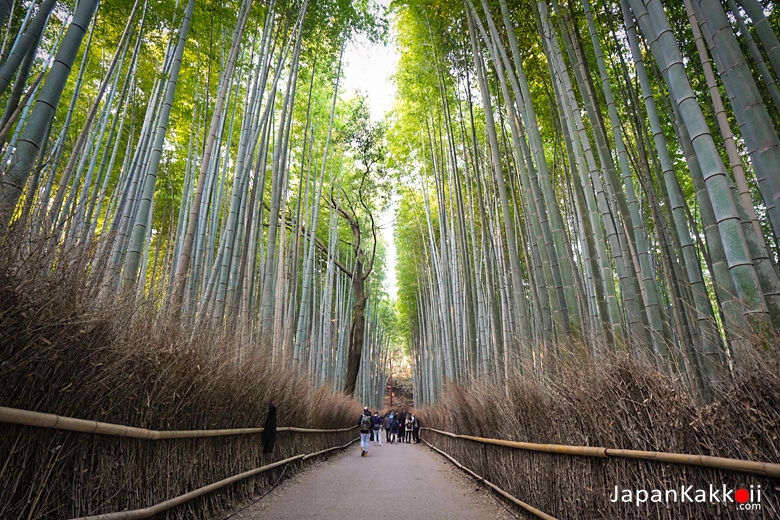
[228,436,517,519]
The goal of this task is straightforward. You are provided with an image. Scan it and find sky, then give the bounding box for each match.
[341,11,399,121]
[341,5,400,300]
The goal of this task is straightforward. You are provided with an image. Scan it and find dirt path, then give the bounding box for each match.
[226,436,518,520]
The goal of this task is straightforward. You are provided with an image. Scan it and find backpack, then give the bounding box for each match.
[360,414,372,432]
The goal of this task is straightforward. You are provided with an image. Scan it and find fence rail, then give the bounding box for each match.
[1,405,358,519]
[424,427,780,479]
[67,439,357,520]
[0,405,356,439]
[423,438,558,520]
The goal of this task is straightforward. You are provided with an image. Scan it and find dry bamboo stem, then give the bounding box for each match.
[423,439,558,520]
[425,428,780,479]
[67,438,358,520]
[0,406,356,439]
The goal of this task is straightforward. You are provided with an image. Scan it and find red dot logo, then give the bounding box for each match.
[735,488,749,503]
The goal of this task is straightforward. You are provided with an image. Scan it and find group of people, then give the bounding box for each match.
[357,407,421,456]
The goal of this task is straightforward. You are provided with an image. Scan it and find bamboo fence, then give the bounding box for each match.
[67,440,357,520]
[0,405,358,519]
[5,406,777,518]
[423,438,559,520]
[424,427,780,478]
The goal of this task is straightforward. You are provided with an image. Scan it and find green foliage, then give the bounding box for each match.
[393,187,435,340]
[305,0,389,59]
[337,95,391,207]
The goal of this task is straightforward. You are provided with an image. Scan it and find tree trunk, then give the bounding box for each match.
[343,258,368,396]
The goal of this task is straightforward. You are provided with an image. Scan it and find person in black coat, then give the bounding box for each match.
[397,410,406,442]
[262,402,277,455]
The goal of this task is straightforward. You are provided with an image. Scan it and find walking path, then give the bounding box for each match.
[227,435,516,520]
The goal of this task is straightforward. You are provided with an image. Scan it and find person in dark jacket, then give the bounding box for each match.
[358,407,372,456]
[372,411,383,446]
[388,413,399,443]
[384,411,393,444]
[262,402,277,455]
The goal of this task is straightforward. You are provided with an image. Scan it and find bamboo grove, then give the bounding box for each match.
[0,0,395,407]
[2,0,780,411]
[390,0,780,405]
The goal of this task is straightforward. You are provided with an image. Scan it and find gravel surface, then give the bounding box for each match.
[226,436,519,520]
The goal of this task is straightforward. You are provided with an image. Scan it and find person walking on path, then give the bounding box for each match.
[358,407,372,456]
[389,413,399,443]
[404,415,413,443]
[412,414,421,443]
[372,411,383,446]
[384,411,394,444]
